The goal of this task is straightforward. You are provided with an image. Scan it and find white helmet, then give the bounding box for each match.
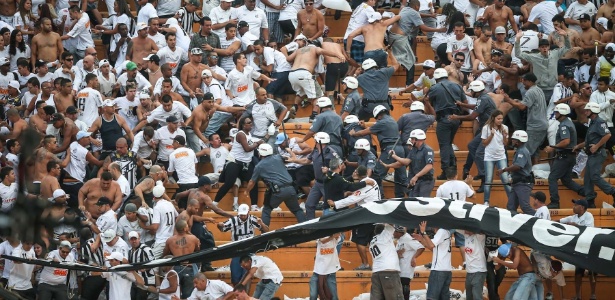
[584,102,601,114]
[314,132,330,144]
[511,130,528,143]
[554,103,571,115]
[433,68,448,79]
[257,143,274,156]
[373,105,388,118]
[468,80,485,92]
[409,129,426,140]
[354,138,370,150]
[344,115,359,124]
[410,101,425,111]
[362,58,378,70]
[342,76,358,89]
[316,96,333,108]
[153,185,165,198]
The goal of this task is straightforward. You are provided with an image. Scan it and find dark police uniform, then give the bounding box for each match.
[357,67,395,120]
[305,146,340,220]
[406,143,435,197]
[310,110,344,155]
[428,79,465,175]
[583,116,615,206]
[506,144,535,215]
[343,122,371,177]
[341,90,362,117]
[370,114,407,198]
[252,154,306,226]
[463,93,496,178]
[397,109,435,150]
[548,117,584,205]
[324,172,368,212]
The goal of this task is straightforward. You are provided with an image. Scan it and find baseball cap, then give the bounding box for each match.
[572,199,589,209]
[238,21,249,29]
[564,71,575,79]
[381,11,395,19]
[98,59,110,68]
[607,43,615,51]
[102,99,115,107]
[597,17,609,29]
[144,54,160,63]
[275,133,288,145]
[367,11,382,23]
[221,0,233,2]
[202,69,213,77]
[538,39,550,47]
[294,34,307,41]
[530,192,546,203]
[498,243,512,257]
[203,92,214,100]
[105,252,124,261]
[125,203,138,213]
[8,80,19,89]
[126,61,137,71]
[101,229,117,243]
[95,197,112,206]
[35,60,46,68]
[474,20,484,28]
[394,225,406,233]
[237,204,250,215]
[495,26,506,34]
[139,91,151,99]
[136,22,148,31]
[59,240,72,249]
[166,115,180,123]
[173,135,186,145]
[76,131,91,140]
[198,176,211,187]
[491,49,503,56]
[52,189,67,199]
[422,59,435,69]
[578,13,591,21]
[128,231,140,239]
[66,106,78,114]
[191,48,203,55]
[0,57,10,66]
[51,113,64,122]
[153,185,165,198]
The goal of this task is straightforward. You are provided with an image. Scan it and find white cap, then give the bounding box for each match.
[495,26,506,34]
[52,189,67,199]
[606,43,615,51]
[8,80,19,89]
[294,34,307,41]
[367,11,382,23]
[382,11,395,19]
[101,229,117,243]
[201,69,213,77]
[237,204,250,215]
[137,207,149,216]
[128,231,140,239]
[136,22,148,31]
[98,59,110,68]
[144,54,157,61]
[59,240,72,249]
[102,99,115,107]
[165,18,178,26]
[0,57,9,66]
[433,68,448,79]
[153,185,165,198]
[221,0,233,2]
[257,143,274,156]
[342,76,358,89]
[105,252,124,261]
[422,59,436,69]
[139,91,151,99]
[410,101,425,111]
[597,17,609,29]
[362,58,377,70]
[344,115,359,124]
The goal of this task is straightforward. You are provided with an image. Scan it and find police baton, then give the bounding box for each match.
[539,157,555,162]
[387,137,401,160]
[292,131,306,135]
[383,178,414,191]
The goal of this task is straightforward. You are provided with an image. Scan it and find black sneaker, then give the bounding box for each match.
[588,202,596,208]
[547,202,560,209]
[381,3,391,8]
[476,185,484,193]
[424,263,432,269]
[436,173,447,180]
[462,170,470,180]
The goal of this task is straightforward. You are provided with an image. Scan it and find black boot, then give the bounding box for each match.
[437,173,447,180]
[547,201,560,209]
[476,178,485,193]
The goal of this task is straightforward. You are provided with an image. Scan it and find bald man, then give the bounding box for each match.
[130,164,170,208]
[163,220,200,298]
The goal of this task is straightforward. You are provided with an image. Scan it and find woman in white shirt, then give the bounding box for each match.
[13,0,37,42]
[481,110,512,205]
[93,0,134,55]
[8,30,30,71]
[433,6,467,64]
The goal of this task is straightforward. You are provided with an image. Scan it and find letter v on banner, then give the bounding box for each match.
[497,209,533,235]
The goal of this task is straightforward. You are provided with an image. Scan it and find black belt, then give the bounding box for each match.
[436,109,457,120]
[364,99,388,103]
[261,279,274,284]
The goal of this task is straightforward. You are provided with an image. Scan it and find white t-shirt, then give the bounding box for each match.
[575,63,598,91]
[168,147,198,184]
[431,15,451,50]
[157,0,180,15]
[102,238,130,261]
[481,124,508,161]
[76,87,103,126]
[149,32,168,49]
[369,224,400,272]
[204,78,231,107]
[117,72,152,94]
[431,229,452,271]
[132,131,156,159]
[279,0,304,21]
[232,6,268,38]
[527,1,559,34]
[137,3,159,24]
[272,49,292,72]
[446,34,474,72]
[66,13,94,50]
[436,180,474,202]
[117,215,144,242]
[313,236,341,275]
[97,72,117,98]
[0,182,17,212]
[225,66,261,106]
[35,72,56,84]
[154,127,186,161]
[219,37,241,72]
[96,209,118,234]
[116,175,130,198]
[0,241,17,279]
[534,206,551,220]
[152,199,178,244]
[560,212,594,227]
[463,233,487,273]
[250,255,283,284]
[8,245,36,290]
[344,3,374,42]
[210,6,237,39]
[157,46,189,75]
[334,178,380,209]
[519,30,540,53]
[453,0,478,25]
[210,146,230,173]
[146,101,192,125]
[114,97,140,129]
[563,1,596,33]
[396,233,424,279]
[187,279,233,300]
[102,271,136,300]
[40,250,75,285]
[65,141,89,182]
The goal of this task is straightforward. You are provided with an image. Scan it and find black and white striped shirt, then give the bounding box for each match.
[80,238,104,275]
[177,7,202,36]
[221,215,262,241]
[128,244,156,285]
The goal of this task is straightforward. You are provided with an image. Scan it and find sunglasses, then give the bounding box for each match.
[455,59,464,62]
[65,58,73,61]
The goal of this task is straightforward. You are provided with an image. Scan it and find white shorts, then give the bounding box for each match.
[288,69,321,99]
[205,173,241,187]
[152,242,165,259]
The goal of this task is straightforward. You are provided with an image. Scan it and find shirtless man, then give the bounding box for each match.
[32,135,61,191]
[54,79,76,114]
[188,92,245,145]
[482,0,519,34]
[78,172,123,218]
[176,199,215,231]
[40,161,62,199]
[491,54,520,97]
[346,12,401,67]
[163,220,201,255]
[49,113,79,154]
[287,37,346,119]
[31,18,64,70]
[598,0,615,19]
[29,102,50,134]
[322,38,356,97]
[0,109,28,141]
[174,178,233,218]
[132,164,169,208]
[570,81,591,125]
[160,79,187,106]
[294,0,325,41]
[0,0,16,23]
[180,49,209,100]
[444,52,465,85]
[492,29,513,54]
[136,93,158,124]
[575,14,600,49]
[550,15,582,60]
[127,23,159,71]
[473,25,493,65]
[492,243,541,299]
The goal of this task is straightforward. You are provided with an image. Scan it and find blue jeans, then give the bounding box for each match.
[427,270,452,300]
[309,273,338,300]
[253,280,281,300]
[504,272,542,300]
[484,159,512,204]
[322,208,344,253]
[204,112,233,138]
[230,256,247,284]
[173,265,197,298]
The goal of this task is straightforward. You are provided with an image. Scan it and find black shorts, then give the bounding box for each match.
[295,165,315,187]
[325,62,349,92]
[352,223,375,246]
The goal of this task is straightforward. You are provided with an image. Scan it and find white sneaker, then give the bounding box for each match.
[251,205,261,212]
[384,173,394,181]
[452,144,459,151]
[232,204,239,211]
[299,202,306,211]
[272,207,282,211]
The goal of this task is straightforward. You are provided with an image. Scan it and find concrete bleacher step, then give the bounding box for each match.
[203,269,612,299]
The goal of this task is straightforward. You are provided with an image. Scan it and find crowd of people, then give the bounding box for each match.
[0,0,611,298]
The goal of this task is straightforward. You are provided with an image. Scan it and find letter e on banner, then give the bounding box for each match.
[575,227,615,259]
[404,198,445,216]
[532,220,579,247]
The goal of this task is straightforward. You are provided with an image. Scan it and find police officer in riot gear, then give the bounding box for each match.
[384,129,435,197]
[497,130,534,215]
